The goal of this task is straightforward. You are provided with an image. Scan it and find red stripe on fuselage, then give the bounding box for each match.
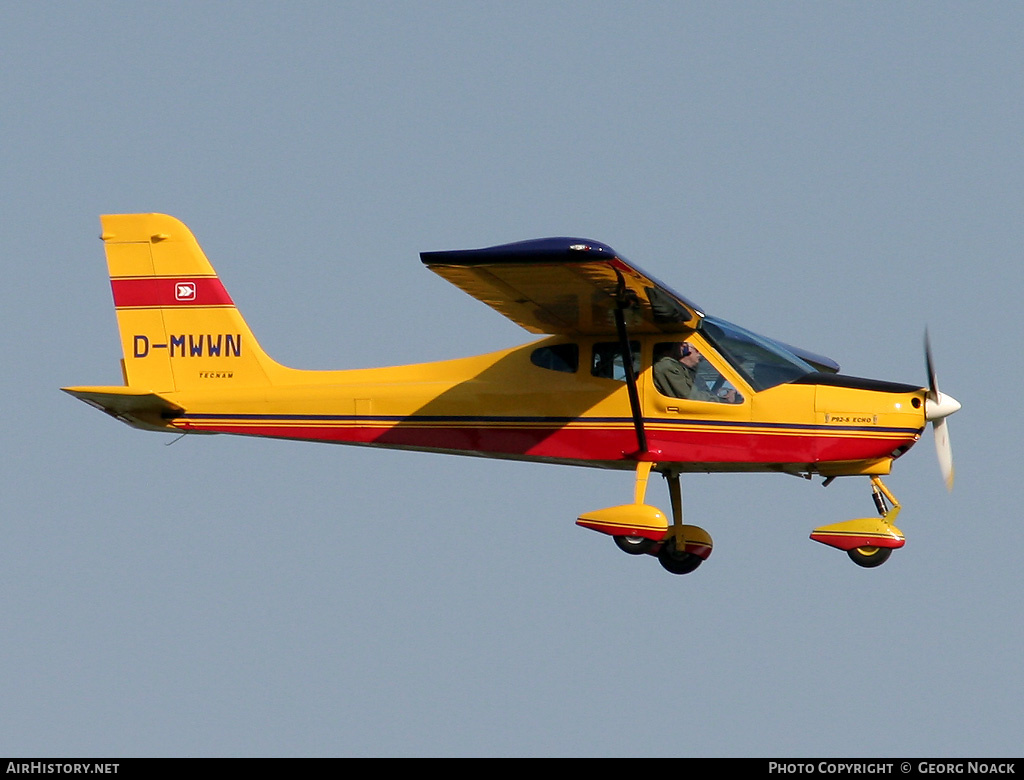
[111,277,233,308]
[173,419,917,466]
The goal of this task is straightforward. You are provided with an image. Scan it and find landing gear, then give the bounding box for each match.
[847,546,892,568]
[810,476,905,568]
[576,463,713,576]
[656,471,712,575]
[658,537,703,575]
[614,535,656,555]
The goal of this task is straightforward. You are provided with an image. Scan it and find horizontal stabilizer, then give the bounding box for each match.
[62,386,184,432]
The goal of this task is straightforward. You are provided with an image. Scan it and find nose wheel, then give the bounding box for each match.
[847,545,893,568]
[810,476,905,568]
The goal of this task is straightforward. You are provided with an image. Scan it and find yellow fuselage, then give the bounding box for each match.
[136,331,925,476]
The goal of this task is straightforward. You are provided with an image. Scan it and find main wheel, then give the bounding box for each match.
[657,538,703,575]
[614,535,656,555]
[847,546,892,568]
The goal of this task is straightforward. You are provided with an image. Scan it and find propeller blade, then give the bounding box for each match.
[925,330,938,399]
[923,331,960,491]
[933,416,955,492]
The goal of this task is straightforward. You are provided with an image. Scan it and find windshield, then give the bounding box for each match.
[700,316,816,391]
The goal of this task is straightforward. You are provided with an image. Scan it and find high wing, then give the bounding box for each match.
[421,238,705,336]
[421,236,842,373]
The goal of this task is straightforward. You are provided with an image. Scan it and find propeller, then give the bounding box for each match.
[924,331,961,491]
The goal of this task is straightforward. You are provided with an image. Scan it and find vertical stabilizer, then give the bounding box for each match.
[101,213,279,392]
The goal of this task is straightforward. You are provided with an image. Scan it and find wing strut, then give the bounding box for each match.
[613,275,648,457]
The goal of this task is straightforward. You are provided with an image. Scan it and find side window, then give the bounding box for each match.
[531,343,579,373]
[591,341,640,382]
[653,341,743,403]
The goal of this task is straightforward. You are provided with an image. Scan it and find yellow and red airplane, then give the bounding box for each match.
[64,214,961,575]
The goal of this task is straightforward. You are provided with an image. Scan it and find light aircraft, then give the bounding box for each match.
[64,214,961,575]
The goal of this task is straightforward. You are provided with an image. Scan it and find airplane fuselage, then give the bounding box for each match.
[136,331,925,476]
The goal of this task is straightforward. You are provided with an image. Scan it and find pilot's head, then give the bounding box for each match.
[678,341,700,367]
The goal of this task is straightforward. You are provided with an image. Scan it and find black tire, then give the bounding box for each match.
[614,535,656,556]
[847,546,893,568]
[657,538,703,575]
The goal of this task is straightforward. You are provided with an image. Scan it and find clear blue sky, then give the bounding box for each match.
[3,2,1021,757]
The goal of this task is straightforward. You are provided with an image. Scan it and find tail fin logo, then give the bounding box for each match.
[174,282,197,301]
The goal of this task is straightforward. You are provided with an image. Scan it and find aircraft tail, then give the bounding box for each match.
[96,213,281,392]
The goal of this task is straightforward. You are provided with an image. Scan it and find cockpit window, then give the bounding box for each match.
[591,341,640,382]
[531,343,579,373]
[700,316,815,391]
[654,341,742,403]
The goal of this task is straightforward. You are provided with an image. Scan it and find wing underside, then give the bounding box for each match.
[421,238,704,337]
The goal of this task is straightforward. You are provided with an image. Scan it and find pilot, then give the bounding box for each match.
[653,341,740,403]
